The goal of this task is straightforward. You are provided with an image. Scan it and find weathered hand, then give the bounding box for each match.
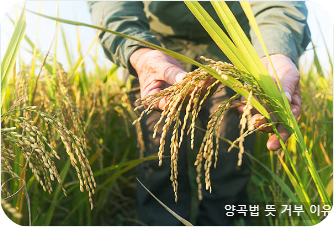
[130,48,217,111]
[130,48,187,111]
[261,54,301,150]
[235,54,301,151]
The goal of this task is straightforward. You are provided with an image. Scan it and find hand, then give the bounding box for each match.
[235,54,301,151]
[130,48,217,111]
[261,54,301,150]
[130,48,187,111]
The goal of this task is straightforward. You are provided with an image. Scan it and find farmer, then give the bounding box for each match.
[90,1,310,225]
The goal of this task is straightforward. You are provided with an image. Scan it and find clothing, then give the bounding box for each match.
[89,1,310,225]
[89,1,310,75]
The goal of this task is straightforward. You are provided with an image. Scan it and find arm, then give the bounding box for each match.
[89,1,190,109]
[243,1,310,150]
[250,1,311,65]
[89,1,162,76]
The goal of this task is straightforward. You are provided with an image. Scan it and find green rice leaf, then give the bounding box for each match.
[61,25,73,72]
[240,1,331,206]
[1,6,26,107]
[315,16,333,76]
[7,14,53,74]
[94,155,160,177]
[137,178,193,226]
[277,155,319,223]
[245,152,316,225]
[184,2,248,73]
[186,1,289,131]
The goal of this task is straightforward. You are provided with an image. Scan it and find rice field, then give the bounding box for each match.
[1,1,332,226]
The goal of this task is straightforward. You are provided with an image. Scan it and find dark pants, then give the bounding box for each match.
[130,35,254,225]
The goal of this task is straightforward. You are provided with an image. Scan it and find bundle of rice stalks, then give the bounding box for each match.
[1,108,96,210]
[133,57,273,201]
[1,65,96,210]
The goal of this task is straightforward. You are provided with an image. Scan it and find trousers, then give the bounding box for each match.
[129,35,255,225]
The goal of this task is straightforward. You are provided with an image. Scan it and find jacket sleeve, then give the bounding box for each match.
[89,1,161,76]
[249,1,311,65]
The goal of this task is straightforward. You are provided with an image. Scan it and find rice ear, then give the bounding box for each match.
[133,59,263,201]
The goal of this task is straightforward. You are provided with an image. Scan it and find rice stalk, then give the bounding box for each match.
[1,64,97,210]
[133,57,271,200]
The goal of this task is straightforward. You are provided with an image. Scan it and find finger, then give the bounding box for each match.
[175,72,187,83]
[157,96,169,112]
[143,88,169,112]
[141,80,166,98]
[249,114,273,133]
[231,96,248,115]
[141,80,169,111]
[267,124,291,151]
[231,100,244,115]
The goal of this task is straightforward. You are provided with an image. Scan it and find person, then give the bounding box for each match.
[89,1,310,225]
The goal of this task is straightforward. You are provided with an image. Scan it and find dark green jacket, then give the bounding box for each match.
[89,1,310,75]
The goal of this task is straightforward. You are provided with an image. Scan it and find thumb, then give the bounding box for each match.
[175,71,187,83]
[161,63,187,85]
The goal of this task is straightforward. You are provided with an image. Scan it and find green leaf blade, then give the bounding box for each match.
[1,7,26,107]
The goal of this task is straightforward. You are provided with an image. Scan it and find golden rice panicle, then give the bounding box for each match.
[152,94,175,139]
[134,56,258,201]
[1,147,17,176]
[1,117,52,193]
[200,101,226,194]
[194,93,240,198]
[233,90,253,166]
[57,66,85,145]
[1,187,11,199]
[213,102,230,168]
[2,108,96,209]
[3,115,65,194]
[203,124,215,193]
[156,80,191,166]
[39,114,96,209]
[194,139,206,200]
[170,119,181,202]
[179,83,198,148]
[188,86,202,149]
[1,199,22,219]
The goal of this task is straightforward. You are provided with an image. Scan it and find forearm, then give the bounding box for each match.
[250,1,311,65]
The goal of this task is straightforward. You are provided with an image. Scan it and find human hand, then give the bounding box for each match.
[130,48,187,111]
[235,54,301,151]
[130,48,217,111]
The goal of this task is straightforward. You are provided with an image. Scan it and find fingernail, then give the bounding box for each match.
[175,72,187,83]
[284,91,292,103]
